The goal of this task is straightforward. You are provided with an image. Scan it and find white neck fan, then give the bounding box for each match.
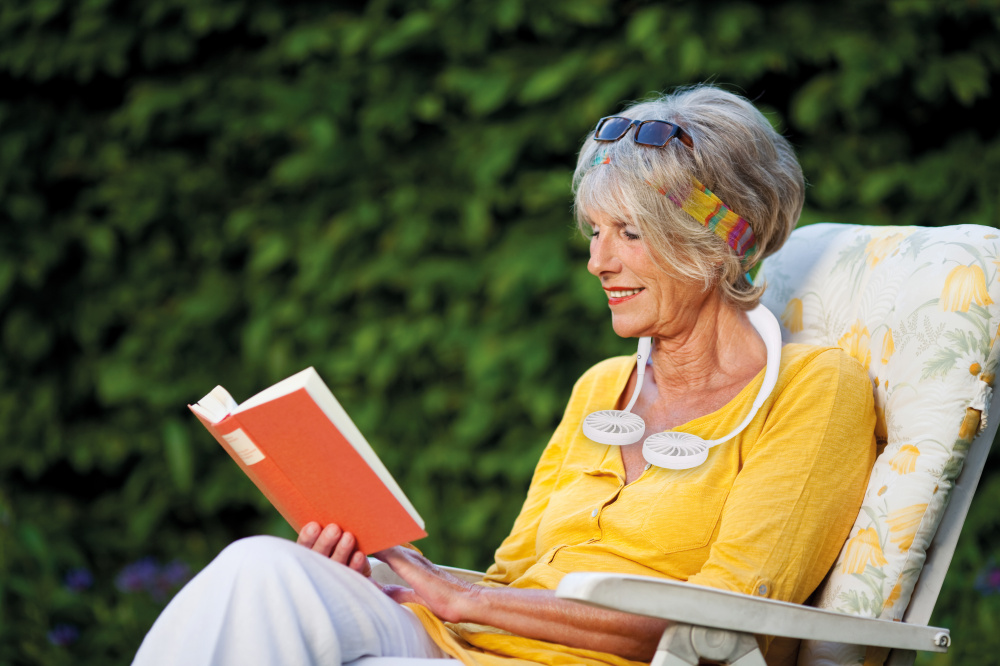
[582,304,782,470]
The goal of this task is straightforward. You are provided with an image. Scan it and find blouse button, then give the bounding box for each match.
[591,508,599,517]
[644,463,652,471]
[757,583,768,596]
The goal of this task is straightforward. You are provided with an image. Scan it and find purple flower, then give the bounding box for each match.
[160,560,191,587]
[989,568,1000,589]
[47,623,79,647]
[115,557,191,600]
[974,563,1000,596]
[63,568,93,592]
[115,557,160,593]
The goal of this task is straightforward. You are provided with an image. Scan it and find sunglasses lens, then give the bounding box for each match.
[595,117,632,141]
[635,121,676,146]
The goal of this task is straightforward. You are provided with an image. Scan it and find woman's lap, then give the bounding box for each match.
[132,535,450,666]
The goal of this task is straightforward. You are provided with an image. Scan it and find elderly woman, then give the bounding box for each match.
[134,85,875,666]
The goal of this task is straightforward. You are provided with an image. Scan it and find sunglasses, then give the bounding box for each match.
[593,116,694,149]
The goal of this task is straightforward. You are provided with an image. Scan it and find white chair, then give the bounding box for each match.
[365,223,1000,666]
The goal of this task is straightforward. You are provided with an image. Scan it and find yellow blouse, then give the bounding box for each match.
[409,343,876,665]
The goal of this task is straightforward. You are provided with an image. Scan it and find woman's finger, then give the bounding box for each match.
[312,524,344,557]
[349,550,372,577]
[296,522,322,548]
[381,584,422,605]
[296,523,367,570]
[331,530,357,565]
[373,546,435,575]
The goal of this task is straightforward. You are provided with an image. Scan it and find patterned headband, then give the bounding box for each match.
[663,179,758,259]
[591,151,757,259]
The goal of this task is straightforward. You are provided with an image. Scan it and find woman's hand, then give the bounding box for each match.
[372,546,479,623]
[296,522,371,576]
[375,546,666,660]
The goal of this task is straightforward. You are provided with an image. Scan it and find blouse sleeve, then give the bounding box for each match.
[687,348,876,604]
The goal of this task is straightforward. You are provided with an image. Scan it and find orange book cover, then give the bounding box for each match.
[189,367,426,554]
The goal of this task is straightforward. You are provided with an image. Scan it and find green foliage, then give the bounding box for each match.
[1,0,998,662]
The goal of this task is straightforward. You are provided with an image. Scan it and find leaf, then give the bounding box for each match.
[922,347,961,380]
[163,419,194,494]
[945,53,989,106]
[517,54,584,104]
[790,74,836,131]
[370,11,435,58]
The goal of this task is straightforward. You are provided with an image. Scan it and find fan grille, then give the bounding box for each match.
[643,431,709,469]
[582,410,645,446]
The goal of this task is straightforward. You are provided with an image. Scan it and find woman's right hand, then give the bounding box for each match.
[296,522,372,576]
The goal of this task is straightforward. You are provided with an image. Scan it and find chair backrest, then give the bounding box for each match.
[757,223,1000,666]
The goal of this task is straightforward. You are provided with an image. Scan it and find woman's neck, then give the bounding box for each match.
[646,295,767,400]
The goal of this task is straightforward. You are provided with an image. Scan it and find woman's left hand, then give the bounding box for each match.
[372,546,479,623]
[296,522,372,577]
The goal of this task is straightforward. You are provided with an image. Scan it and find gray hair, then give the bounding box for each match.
[572,85,805,310]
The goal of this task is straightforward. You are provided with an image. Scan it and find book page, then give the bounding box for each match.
[190,386,238,424]
[236,368,313,411]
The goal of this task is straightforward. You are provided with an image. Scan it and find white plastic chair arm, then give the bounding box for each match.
[369,559,485,587]
[555,572,950,653]
[436,566,486,583]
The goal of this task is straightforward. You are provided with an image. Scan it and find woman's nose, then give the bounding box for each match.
[588,235,620,276]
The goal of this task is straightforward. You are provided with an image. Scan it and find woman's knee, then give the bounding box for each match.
[214,535,319,577]
[217,535,293,560]
[214,535,359,589]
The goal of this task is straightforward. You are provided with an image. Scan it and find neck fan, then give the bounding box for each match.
[582,304,782,470]
[581,336,652,445]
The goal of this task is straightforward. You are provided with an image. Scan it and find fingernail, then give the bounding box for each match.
[306,523,319,535]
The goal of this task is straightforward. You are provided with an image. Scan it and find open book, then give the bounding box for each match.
[189,367,426,553]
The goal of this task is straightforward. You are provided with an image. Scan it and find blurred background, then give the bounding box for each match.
[2,0,999,663]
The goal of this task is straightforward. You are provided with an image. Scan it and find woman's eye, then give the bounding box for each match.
[587,225,638,240]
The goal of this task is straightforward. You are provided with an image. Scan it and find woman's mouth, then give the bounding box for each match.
[605,287,644,305]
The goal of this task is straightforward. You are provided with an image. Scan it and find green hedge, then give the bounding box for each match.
[2,0,999,663]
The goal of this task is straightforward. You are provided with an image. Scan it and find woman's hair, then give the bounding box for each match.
[572,84,805,310]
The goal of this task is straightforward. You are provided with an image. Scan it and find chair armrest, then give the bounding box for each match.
[555,572,950,654]
[370,560,485,586]
[439,565,487,583]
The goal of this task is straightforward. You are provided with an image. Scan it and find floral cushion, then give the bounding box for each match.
[757,223,1000,666]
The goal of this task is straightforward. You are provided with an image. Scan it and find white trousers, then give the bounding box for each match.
[132,536,451,666]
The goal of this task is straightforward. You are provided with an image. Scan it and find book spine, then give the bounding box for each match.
[190,408,318,534]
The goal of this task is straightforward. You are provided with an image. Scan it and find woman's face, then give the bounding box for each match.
[586,209,707,339]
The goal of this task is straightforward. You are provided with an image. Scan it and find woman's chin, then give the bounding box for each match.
[610,318,650,340]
